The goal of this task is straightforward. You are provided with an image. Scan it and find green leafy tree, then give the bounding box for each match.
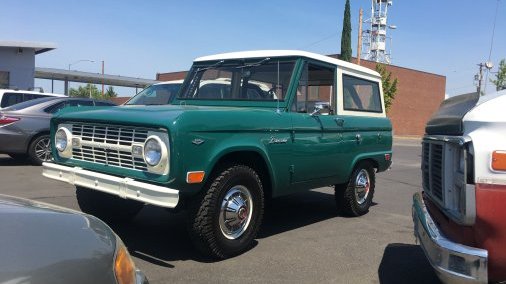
[339,0,352,62]
[104,86,118,99]
[69,83,102,99]
[376,63,398,112]
[491,59,506,91]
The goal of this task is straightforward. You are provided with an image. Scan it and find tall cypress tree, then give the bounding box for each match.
[339,0,352,62]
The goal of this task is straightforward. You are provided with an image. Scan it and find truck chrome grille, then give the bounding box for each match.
[72,124,148,146]
[422,140,444,203]
[70,123,149,171]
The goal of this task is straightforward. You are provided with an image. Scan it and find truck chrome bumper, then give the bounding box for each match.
[412,192,487,284]
[42,162,179,208]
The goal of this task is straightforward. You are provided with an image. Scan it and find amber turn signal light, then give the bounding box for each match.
[186,171,205,184]
[114,242,136,284]
[492,151,506,171]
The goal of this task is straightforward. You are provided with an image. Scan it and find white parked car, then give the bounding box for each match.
[0,89,66,110]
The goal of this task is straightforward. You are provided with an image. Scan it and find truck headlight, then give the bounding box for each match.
[55,129,68,152]
[144,137,163,166]
[142,132,169,175]
[55,125,73,158]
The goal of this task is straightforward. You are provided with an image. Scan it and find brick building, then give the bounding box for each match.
[156,56,446,137]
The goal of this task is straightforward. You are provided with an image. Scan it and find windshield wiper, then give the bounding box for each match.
[196,60,225,73]
[235,57,271,68]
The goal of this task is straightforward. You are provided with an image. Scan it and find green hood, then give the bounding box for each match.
[54,105,195,128]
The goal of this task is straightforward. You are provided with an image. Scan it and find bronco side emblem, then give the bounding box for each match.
[269,136,288,144]
[192,138,205,145]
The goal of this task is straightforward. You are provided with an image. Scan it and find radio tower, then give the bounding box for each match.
[362,0,396,64]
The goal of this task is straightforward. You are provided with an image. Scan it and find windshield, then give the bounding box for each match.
[178,59,296,101]
[126,83,182,105]
[2,97,58,111]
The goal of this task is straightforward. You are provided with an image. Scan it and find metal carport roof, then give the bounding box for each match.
[35,67,159,88]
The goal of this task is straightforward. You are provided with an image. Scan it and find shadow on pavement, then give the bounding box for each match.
[259,190,344,238]
[106,190,344,266]
[378,243,441,284]
[0,155,32,166]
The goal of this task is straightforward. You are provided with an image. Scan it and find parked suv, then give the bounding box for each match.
[43,50,393,258]
[0,89,66,109]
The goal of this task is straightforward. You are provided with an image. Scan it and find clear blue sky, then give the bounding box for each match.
[2,0,505,97]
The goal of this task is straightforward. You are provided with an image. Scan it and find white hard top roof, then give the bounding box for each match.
[194,50,380,78]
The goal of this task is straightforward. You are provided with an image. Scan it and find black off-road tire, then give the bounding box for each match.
[335,161,375,217]
[187,164,264,259]
[76,186,144,222]
[28,134,52,166]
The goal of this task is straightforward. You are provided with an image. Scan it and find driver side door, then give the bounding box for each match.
[290,61,344,186]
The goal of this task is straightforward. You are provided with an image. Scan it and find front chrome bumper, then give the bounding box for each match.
[412,192,487,284]
[42,162,179,208]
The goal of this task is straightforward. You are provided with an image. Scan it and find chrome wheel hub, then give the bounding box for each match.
[354,169,370,205]
[35,137,52,162]
[219,185,253,240]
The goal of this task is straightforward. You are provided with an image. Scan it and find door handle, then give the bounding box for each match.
[334,118,345,127]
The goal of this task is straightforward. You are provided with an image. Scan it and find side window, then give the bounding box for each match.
[0,71,9,88]
[342,75,382,113]
[1,93,23,108]
[45,102,66,113]
[69,100,93,107]
[295,63,335,114]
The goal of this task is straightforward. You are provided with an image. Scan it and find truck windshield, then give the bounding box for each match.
[126,83,182,105]
[178,59,296,101]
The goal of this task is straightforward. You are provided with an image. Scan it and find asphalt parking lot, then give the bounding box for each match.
[0,138,440,284]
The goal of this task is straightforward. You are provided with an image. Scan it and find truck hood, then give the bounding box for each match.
[426,90,506,136]
[53,104,280,130]
[425,92,479,135]
[54,104,211,128]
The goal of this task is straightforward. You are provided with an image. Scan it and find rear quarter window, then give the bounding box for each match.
[342,75,382,113]
[1,93,23,108]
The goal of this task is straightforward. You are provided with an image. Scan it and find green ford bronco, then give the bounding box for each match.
[43,50,393,258]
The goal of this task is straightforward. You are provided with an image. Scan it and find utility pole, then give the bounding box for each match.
[101,60,105,97]
[357,8,363,65]
[476,61,494,95]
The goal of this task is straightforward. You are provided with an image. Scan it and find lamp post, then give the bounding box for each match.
[67,59,96,97]
[68,59,95,70]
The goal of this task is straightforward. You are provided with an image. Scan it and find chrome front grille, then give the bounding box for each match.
[421,136,476,225]
[72,124,148,146]
[70,123,149,171]
[422,140,444,203]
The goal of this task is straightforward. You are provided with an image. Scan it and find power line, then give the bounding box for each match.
[299,31,338,49]
[484,0,500,94]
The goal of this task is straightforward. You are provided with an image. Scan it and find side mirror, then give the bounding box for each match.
[310,102,331,116]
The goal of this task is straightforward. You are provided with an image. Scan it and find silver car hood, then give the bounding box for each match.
[0,194,118,284]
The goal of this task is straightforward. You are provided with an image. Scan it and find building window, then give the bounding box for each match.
[0,71,9,88]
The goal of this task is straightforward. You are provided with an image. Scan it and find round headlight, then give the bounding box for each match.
[144,138,162,166]
[55,128,68,152]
